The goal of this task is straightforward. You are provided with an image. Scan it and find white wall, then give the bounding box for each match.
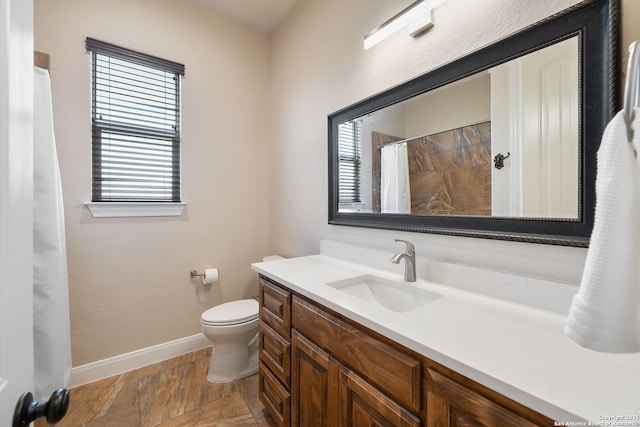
[35,0,271,366]
[268,0,640,286]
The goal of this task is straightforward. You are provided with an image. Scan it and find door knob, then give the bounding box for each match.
[12,388,69,427]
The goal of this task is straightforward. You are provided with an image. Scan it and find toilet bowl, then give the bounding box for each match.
[201,298,259,383]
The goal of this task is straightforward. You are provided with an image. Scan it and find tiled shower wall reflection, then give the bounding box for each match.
[372,121,491,215]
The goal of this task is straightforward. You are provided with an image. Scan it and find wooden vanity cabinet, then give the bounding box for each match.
[257,274,554,427]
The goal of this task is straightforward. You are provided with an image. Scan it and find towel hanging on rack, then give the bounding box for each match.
[564,41,640,352]
[564,108,640,353]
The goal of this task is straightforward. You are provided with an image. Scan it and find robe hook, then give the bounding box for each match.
[493,152,510,170]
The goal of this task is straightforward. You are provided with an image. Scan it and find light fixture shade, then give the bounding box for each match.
[364,0,447,50]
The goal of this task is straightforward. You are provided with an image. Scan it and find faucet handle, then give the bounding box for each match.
[394,239,415,252]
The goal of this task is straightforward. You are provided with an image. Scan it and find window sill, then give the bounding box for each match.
[85,202,186,218]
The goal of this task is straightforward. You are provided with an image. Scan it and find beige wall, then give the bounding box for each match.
[268,0,640,284]
[35,0,270,366]
[405,73,491,137]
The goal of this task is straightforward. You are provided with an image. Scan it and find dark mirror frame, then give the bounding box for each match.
[328,0,619,247]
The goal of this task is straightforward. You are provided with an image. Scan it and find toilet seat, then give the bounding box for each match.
[201,299,258,326]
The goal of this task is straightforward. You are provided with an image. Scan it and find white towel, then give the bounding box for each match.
[564,109,640,353]
[33,66,72,399]
[381,143,411,213]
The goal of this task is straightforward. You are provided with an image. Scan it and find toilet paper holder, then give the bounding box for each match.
[190,268,219,284]
[190,270,205,278]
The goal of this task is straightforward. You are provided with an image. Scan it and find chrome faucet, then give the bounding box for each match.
[391,239,416,282]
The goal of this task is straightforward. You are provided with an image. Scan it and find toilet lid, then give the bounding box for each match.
[201,299,259,326]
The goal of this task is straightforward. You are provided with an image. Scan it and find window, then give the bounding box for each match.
[86,38,185,203]
[337,119,362,205]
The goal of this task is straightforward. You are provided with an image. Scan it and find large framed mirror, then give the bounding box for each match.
[328,0,618,247]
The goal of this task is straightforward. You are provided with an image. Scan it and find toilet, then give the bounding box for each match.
[201,298,259,383]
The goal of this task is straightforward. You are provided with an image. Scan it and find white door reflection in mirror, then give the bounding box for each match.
[491,36,579,219]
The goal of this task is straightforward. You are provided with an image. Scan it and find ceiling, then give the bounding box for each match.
[195,0,299,33]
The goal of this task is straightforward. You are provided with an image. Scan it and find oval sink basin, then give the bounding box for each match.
[327,275,441,313]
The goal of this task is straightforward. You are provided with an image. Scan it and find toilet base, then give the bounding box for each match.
[206,340,259,383]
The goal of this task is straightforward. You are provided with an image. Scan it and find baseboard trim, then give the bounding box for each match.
[68,333,211,388]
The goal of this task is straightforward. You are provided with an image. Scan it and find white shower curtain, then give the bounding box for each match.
[33,66,71,400]
[381,143,411,213]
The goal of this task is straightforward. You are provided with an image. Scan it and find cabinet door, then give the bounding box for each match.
[341,369,421,427]
[426,368,542,427]
[291,330,339,427]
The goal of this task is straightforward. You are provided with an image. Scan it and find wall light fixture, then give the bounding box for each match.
[364,0,447,50]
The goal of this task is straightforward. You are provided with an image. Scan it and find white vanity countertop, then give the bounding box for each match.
[252,254,640,424]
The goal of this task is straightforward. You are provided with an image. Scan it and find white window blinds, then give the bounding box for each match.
[86,38,184,202]
[337,120,362,203]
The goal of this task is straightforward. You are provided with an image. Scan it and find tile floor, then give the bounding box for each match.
[38,347,276,427]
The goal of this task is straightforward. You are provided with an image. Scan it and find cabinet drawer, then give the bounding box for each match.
[292,296,421,413]
[259,362,291,427]
[259,320,291,386]
[259,277,291,338]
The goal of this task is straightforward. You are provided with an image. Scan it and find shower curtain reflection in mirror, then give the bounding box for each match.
[381,143,411,213]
